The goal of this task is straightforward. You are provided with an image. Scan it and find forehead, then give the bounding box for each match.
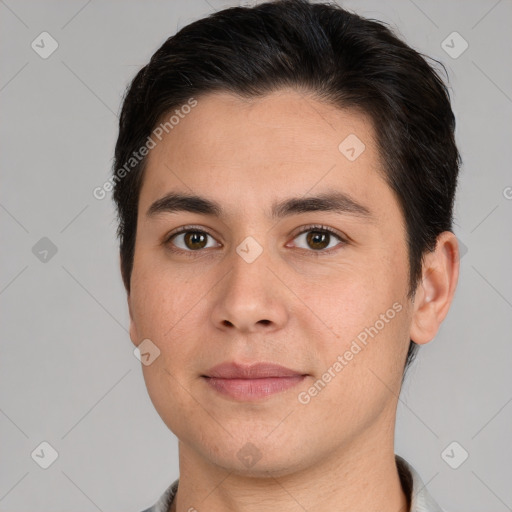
[150,89,377,161]
[139,89,396,224]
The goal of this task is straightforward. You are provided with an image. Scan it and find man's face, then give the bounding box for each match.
[128,89,415,475]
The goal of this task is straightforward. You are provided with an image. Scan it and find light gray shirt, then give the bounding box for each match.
[141,455,443,512]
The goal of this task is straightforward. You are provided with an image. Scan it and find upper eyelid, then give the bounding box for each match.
[165,225,220,243]
[292,224,345,239]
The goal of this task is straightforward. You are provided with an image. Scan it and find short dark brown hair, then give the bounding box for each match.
[112,0,461,372]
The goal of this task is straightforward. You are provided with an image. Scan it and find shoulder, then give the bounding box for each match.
[139,478,179,512]
[396,455,445,512]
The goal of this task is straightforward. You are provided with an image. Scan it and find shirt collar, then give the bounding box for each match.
[396,455,444,512]
[144,455,443,512]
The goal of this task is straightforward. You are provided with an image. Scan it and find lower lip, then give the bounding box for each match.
[203,376,306,401]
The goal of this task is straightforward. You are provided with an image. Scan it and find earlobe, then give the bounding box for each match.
[409,231,460,345]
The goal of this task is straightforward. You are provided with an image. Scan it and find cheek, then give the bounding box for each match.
[130,258,210,375]
[308,262,410,394]
[130,254,193,336]
[130,264,202,431]
[304,300,410,430]
[310,271,402,345]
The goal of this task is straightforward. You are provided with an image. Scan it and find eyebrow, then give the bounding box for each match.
[146,191,373,221]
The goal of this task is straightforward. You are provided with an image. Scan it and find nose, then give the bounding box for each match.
[210,245,290,334]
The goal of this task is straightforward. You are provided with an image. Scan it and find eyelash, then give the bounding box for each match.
[163,224,347,258]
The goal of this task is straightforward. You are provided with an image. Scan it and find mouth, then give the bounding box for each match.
[201,361,308,401]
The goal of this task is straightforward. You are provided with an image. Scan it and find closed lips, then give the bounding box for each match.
[203,362,307,379]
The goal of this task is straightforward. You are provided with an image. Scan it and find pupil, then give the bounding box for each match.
[186,232,206,249]
[307,231,328,250]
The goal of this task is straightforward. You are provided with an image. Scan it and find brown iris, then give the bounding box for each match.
[306,231,330,250]
[184,231,208,250]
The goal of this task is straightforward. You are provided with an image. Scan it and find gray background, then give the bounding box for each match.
[1,0,511,511]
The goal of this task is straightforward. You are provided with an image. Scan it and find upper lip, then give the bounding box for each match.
[203,362,306,379]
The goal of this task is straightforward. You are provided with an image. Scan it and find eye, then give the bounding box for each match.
[165,226,220,253]
[290,225,347,254]
[164,224,347,257]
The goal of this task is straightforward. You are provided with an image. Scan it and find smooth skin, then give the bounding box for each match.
[127,89,459,512]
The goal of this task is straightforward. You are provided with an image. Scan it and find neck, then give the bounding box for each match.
[170,421,408,512]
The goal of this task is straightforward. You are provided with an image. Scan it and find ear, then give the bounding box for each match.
[127,294,140,348]
[409,231,460,345]
[120,253,139,347]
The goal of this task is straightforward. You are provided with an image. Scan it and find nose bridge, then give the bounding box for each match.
[211,234,289,332]
[227,236,274,306]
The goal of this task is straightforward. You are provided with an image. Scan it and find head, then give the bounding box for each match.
[112,0,460,475]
